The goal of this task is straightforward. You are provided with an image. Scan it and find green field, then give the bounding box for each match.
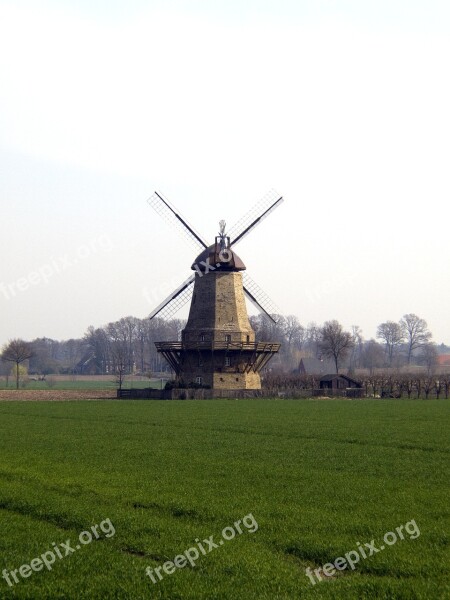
[0,378,166,391]
[0,399,448,599]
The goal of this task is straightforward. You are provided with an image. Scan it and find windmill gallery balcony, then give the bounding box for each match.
[155,341,281,377]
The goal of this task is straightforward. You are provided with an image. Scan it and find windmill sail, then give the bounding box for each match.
[242,272,280,324]
[228,189,284,247]
[148,275,195,320]
[148,192,208,251]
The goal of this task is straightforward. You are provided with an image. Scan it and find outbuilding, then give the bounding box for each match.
[319,374,364,397]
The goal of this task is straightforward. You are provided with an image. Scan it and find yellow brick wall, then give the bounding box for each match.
[213,371,261,389]
[184,272,255,343]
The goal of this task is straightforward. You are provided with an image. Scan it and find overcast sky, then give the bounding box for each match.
[1,0,449,348]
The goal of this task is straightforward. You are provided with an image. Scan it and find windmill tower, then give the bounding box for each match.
[148,191,283,391]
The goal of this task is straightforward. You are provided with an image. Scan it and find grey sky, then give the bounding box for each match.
[1,0,449,346]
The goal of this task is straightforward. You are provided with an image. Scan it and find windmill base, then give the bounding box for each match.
[154,341,280,391]
[183,371,261,390]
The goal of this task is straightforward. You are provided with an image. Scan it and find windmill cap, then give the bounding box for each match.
[192,244,246,272]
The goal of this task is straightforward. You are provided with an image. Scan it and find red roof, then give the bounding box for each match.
[437,354,450,366]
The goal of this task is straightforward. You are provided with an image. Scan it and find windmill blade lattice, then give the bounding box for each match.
[148,192,207,251]
[148,275,195,321]
[228,189,284,247]
[242,272,281,324]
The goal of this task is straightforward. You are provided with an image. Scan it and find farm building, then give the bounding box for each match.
[318,374,364,398]
[437,354,450,367]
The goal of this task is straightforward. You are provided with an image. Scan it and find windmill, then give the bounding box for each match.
[147,190,284,391]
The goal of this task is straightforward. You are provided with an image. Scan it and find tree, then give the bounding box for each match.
[284,315,305,349]
[1,339,34,389]
[361,339,384,374]
[376,321,404,366]
[419,342,438,375]
[282,315,305,370]
[84,326,110,374]
[319,320,354,374]
[10,364,28,388]
[400,313,432,364]
[110,340,128,391]
[349,325,364,372]
[304,322,321,358]
[29,338,60,375]
[62,338,86,375]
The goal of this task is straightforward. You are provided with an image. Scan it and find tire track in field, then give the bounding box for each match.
[0,497,86,532]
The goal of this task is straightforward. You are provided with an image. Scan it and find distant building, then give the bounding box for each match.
[437,354,450,367]
[319,374,363,397]
[298,357,335,375]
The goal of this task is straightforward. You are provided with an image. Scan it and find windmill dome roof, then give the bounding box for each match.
[192,244,246,272]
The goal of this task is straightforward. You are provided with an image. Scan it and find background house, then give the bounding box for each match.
[318,374,364,397]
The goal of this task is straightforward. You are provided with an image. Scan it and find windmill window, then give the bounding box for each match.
[200,333,205,342]
[225,357,231,367]
[246,335,250,343]
[196,376,202,385]
[198,356,203,367]
[225,335,231,343]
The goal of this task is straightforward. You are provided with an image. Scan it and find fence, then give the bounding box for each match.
[117,388,265,400]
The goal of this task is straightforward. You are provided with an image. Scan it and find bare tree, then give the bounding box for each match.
[283,315,305,370]
[1,339,34,389]
[29,337,60,375]
[349,325,364,372]
[284,315,305,348]
[110,340,128,391]
[376,321,404,366]
[400,313,432,365]
[305,322,321,358]
[134,320,148,374]
[107,317,137,374]
[362,339,384,374]
[319,320,354,374]
[420,342,438,376]
[84,326,110,374]
[63,338,86,375]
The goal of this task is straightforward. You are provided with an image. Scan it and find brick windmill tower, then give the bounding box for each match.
[148,191,283,391]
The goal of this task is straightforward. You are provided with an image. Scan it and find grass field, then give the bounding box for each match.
[0,376,166,391]
[0,398,448,599]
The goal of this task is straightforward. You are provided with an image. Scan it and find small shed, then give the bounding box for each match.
[319,374,364,397]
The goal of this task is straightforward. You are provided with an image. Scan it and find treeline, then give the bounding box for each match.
[1,312,447,378]
[17,318,186,376]
[251,313,445,374]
